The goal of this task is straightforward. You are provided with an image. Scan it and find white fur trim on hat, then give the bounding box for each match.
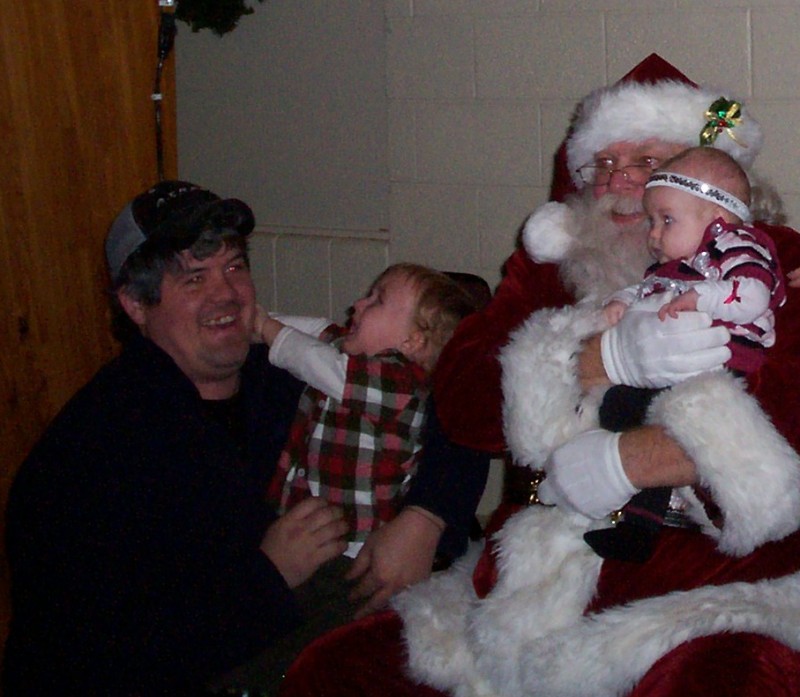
[567,80,763,189]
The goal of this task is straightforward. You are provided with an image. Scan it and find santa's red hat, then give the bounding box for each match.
[550,54,763,201]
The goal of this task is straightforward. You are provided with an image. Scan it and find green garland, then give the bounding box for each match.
[175,0,265,36]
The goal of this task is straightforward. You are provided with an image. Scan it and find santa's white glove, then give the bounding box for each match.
[538,430,639,519]
[601,294,731,389]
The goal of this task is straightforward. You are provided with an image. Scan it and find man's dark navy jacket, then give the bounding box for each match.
[4,336,304,693]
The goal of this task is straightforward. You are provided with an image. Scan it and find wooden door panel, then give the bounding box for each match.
[0,0,177,651]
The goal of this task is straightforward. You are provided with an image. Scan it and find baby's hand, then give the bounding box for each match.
[603,300,628,327]
[658,289,699,321]
[788,266,800,288]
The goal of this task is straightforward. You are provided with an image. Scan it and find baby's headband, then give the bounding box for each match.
[645,172,751,223]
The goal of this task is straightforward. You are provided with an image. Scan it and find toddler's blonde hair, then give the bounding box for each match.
[377,263,478,372]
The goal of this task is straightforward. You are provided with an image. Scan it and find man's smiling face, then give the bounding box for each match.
[124,243,256,398]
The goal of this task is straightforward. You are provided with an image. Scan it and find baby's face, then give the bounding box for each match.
[643,185,720,264]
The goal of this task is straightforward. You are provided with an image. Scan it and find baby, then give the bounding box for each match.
[604,146,785,375]
[588,147,786,562]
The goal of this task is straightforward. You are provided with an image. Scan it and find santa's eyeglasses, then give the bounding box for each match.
[576,162,659,186]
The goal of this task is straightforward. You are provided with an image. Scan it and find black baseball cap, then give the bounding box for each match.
[105,180,255,283]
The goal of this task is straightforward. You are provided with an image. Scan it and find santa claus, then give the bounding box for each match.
[279,54,800,697]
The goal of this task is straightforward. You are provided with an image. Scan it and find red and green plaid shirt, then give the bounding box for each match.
[267,333,429,547]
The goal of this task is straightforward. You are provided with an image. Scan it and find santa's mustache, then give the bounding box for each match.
[595,192,645,218]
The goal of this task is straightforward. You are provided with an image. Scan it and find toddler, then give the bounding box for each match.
[258,263,476,557]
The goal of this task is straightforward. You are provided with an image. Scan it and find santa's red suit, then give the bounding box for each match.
[279,55,800,697]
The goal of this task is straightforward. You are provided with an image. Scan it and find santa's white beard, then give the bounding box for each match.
[558,191,654,303]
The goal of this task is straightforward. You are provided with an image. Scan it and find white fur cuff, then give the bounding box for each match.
[647,371,800,555]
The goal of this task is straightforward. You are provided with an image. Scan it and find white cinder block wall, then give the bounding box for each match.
[177,1,800,517]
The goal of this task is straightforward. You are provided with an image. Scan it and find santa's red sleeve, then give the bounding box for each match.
[432,248,572,453]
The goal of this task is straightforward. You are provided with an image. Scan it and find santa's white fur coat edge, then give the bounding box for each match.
[500,303,607,467]
[398,303,800,697]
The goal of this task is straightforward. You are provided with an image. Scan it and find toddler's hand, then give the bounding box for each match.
[251,306,285,346]
[788,266,800,288]
[251,305,269,343]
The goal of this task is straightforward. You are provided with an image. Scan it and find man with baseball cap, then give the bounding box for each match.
[279,55,800,696]
[3,181,349,694]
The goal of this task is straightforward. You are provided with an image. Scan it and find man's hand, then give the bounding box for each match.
[600,294,730,388]
[346,507,442,619]
[538,427,699,518]
[538,430,639,519]
[261,497,348,588]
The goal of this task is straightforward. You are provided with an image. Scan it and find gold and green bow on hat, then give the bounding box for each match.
[700,97,748,148]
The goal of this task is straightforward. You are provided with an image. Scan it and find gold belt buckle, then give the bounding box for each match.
[504,463,550,506]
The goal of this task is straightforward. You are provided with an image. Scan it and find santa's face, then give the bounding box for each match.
[588,139,685,228]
